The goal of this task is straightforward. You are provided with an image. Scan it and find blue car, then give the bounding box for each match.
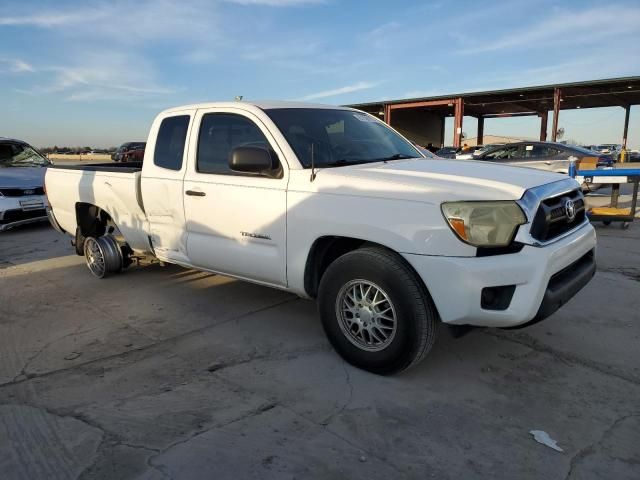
[0,138,51,231]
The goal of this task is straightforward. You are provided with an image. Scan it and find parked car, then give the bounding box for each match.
[112,142,146,162]
[626,149,640,161]
[435,146,459,158]
[46,102,595,374]
[0,138,50,231]
[473,141,614,171]
[593,144,622,160]
[121,143,146,162]
[471,142,614,191]
[456,143,506,160]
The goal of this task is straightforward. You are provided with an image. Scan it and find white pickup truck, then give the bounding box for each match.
[46,101,596,374]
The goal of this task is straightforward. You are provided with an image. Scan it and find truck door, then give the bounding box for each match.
[140,112,193,264]
[183,108,287,287]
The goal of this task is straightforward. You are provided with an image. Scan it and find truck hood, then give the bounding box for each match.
[0,166,47,189]
[307,158,570,203]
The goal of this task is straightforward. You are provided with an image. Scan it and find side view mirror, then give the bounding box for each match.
[229,146,274,176]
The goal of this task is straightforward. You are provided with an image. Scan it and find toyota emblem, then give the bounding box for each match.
[564,199,576,222]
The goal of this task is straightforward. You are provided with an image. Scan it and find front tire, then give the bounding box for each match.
[318,247,438,374]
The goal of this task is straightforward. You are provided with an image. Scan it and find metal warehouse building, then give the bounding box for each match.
[347,76,640,148]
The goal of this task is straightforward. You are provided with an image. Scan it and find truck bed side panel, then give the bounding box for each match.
[46,168,151,253]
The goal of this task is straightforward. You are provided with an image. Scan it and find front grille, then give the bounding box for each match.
[530,189,585,242]
[0,208,47,225]
[0,187,45,197]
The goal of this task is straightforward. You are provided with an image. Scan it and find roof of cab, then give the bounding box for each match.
[159,100,356,115]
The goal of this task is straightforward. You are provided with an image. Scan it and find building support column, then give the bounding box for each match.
[453,97,464,148]
[384,104,391,125]
[552,88,561,142]
[622,105,630,150]
[539,111,548,141]
[477,116,484,146]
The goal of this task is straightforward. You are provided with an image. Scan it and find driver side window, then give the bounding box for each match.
[197,113,280,175]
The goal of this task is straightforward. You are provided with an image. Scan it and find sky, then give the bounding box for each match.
[0,0,639,148]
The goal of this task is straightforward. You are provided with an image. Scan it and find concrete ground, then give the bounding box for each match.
[1,218,639,479]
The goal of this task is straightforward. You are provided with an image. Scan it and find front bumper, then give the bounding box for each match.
[0,195,48,232]
[403,222,597,328]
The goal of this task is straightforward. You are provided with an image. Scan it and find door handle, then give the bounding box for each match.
[185,190,206,197]
[544,161,552,165]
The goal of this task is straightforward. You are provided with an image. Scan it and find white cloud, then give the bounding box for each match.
[0,1,217,101]
[0,1,219,43]
[0,11,106,27]
[298,81,379,101]
[458,5,640,54]
[364,21,401,39]
[15,52,178,102]
[0,58,35,73]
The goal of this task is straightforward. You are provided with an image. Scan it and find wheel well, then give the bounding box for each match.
[75,203,116,238]
[304,236,371,298]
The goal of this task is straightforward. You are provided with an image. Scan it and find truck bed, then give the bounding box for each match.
[45,162,150,252]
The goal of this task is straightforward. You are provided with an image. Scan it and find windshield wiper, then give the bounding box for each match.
[376,153,416,161]
[314,159,369,167]
[313,154,415,169]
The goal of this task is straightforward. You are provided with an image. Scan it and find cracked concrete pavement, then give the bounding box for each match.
[1,221,639,479]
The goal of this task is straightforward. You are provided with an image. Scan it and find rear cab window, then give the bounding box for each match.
[154,115,190,171]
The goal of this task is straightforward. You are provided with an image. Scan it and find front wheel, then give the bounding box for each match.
[318,247,438,374]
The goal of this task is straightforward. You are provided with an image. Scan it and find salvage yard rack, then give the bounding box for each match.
[573,162,640,229]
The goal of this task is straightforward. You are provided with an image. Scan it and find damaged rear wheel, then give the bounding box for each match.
[84,235,123,278]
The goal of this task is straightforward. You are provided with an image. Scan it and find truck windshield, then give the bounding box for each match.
[0,143,49,168]
[265,108,421,168]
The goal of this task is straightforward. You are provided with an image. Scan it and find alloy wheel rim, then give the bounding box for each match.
[335,279,397,352]
[85,237,106,277]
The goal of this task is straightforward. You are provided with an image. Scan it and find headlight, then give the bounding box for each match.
[441,201,526,247]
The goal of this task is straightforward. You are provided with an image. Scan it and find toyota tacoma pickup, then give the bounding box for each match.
[45,102,596,374]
